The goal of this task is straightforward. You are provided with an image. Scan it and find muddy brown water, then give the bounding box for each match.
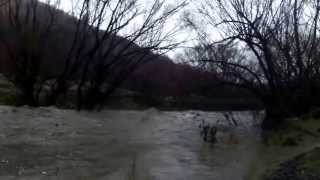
[0,106,317,180]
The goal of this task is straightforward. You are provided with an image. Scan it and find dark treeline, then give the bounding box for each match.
[125,55,255,99]
[122,57,261,110]
[125,56,213,97]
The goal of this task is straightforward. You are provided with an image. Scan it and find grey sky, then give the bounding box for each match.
[38,0,199,59]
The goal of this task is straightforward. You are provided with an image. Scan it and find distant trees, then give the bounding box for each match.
[0,0,185,109]
[186,0,320,129]
[126,57,213,97]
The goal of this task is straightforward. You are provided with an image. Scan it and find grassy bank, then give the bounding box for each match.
[263,147,320,180]
[248,111,320,180]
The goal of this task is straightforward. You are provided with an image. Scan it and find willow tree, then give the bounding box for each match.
[0,0,186,108]
[188,0,320,129]
[40,0,186,109]
[0,0,61,105]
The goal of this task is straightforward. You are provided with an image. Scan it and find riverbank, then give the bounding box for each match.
[265,147,320,180]
[248,112,320,180]
[0,74,263,111]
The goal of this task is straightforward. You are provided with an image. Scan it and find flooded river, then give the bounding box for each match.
[0,106,316,180]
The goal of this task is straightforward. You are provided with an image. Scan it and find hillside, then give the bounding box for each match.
[0,0,152,75]
[0,0,262,110]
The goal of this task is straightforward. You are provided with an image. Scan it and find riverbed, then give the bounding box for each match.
[0,106,317,180]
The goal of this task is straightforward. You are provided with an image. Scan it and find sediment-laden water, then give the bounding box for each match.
[0,106,317,180]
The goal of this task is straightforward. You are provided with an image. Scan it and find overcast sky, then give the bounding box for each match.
[38,0,200,59]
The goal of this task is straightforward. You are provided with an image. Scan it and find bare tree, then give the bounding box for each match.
[48,0,186,109]
[0,0,60,106]
[0,0,186,109]
[187,0,320,129]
